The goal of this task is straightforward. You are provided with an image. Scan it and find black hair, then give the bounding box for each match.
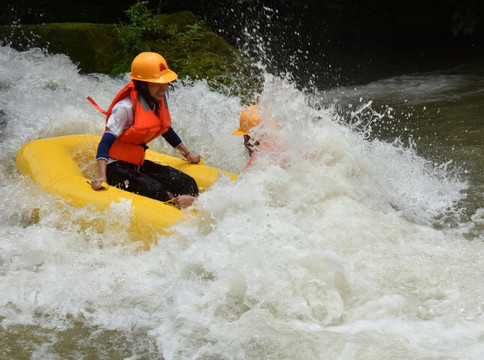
[133,80,158,108]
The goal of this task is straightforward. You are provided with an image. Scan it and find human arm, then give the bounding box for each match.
[91,158,108,190]
[175,143,201,164]
[91,99,133,190]
[91,131,116,190]
[162,127,201,164]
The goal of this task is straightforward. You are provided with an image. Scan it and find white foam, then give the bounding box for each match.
[1,45,483,359]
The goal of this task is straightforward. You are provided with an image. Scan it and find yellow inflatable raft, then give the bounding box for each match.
[16,134,237,246]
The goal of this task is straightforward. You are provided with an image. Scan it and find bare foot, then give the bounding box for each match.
[172,195,197,209]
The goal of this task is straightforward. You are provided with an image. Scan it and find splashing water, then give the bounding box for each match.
[1,45,483,359]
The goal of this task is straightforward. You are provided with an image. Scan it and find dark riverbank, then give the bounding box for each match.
[3,0,484,89]
[186,0,484,88]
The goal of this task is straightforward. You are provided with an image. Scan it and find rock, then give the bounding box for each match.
[0,23,122,74]
[0,11,262,101]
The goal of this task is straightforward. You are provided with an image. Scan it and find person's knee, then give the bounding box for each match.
[144,181,171,202]
[182,176,199,196]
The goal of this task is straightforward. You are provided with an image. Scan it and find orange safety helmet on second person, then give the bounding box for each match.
[232,105,261,135]
[129,52,178,84]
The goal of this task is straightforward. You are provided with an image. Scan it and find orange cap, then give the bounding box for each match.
[232,105,261,135]
[129,52,177,84]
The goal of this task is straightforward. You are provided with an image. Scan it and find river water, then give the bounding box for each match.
[0,45,483,359]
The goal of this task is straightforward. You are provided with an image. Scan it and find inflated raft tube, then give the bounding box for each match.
[16,134,237,246]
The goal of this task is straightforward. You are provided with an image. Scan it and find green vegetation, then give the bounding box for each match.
[0,23,122,74]
[114,1,164,66]
[451,0,478,36]
[112,1,262,101]
[0,1,262,102]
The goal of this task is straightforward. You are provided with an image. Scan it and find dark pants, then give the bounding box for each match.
[106,160,198,202]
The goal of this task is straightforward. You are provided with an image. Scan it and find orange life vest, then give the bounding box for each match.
[244,141,272,168]
[92,81,172,166]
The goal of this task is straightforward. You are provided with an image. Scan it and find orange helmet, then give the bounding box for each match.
[232,105,261,135]
[129,52,177,84]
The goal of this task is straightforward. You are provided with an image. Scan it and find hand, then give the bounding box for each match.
[172,195,197,209]
[91,178,107,190]
[186,152,201,164]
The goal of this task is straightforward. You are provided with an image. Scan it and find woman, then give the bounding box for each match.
[232,105,286,168]
[232,105,268,168]
[90,52,200,209]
